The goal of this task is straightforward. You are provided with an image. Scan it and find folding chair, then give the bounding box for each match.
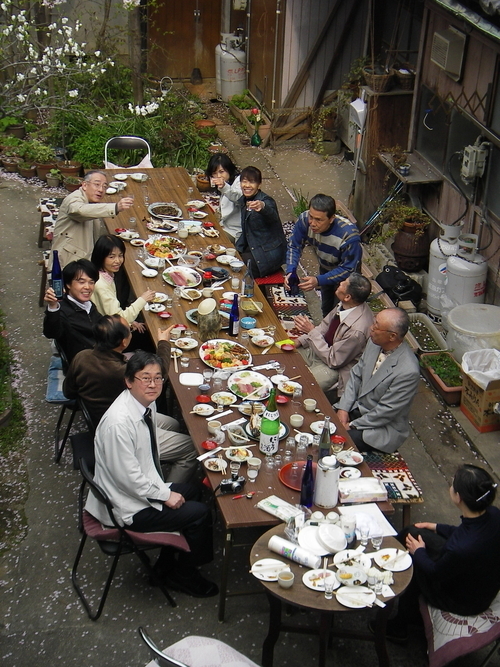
[72,459,190,620]
[47,343,80,464]
[70,397,96,532]
[104,136,152,169]
[420,591,500,667]
[138,627,261,667]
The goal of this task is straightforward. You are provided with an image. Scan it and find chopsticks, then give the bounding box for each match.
[261,344,273,355]
[250,298,263,313]
[288,375,301,381]
[173,353,178,373]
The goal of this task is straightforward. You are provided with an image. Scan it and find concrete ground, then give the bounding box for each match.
[1,109,500,667]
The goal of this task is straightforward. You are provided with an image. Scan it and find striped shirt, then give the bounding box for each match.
[286,211,362,287]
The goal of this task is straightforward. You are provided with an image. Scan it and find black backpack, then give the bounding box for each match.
[375,265,422,307]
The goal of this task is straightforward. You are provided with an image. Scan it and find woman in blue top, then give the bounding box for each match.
[383,464,500,642]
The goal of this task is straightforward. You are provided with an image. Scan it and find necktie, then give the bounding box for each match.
[144,407,163,480]
[372,350,388,375]
[323,310,341,346]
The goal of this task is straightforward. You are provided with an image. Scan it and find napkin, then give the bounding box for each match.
[354,512,384,539]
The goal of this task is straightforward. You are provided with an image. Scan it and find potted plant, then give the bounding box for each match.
[0,116,25,139]
[56,159,82,178]
[1,151,23,172]
[17,161,37,178]
[63,176,83,192]
[28,140,57,181]
[310,106,341,156]
[420,351,463,405]
[46,168,62,188]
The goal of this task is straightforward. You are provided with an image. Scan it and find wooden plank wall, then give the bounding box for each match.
[280,0,367,108]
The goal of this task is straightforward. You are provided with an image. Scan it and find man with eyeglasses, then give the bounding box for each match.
[64,315,197,483]
[86,350,218,598]
[51,170,134,267]
[335,307,420,453]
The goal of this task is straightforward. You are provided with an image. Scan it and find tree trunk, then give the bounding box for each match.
[128,8,143,106]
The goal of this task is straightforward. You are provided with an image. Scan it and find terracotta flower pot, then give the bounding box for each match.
[64,177,83,192]
[46,176,61,188]
[18,165,37,178]
[35,162,57,181]
[56,161,82,178]
[420,352,463,405]
[2,157,22,172]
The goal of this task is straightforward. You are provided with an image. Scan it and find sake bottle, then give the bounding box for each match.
[318,416,332,460]
[287,267,300,296]
[259,388,280,455]
[228,293,239,337]
[243,260,254,298]
[51,250,64,299]
[300,455,314,508]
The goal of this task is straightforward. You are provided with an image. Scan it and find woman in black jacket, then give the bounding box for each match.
[235,166,286,277]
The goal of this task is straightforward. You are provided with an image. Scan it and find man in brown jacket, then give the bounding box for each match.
[293,273,373,394]
[51,170,134,267]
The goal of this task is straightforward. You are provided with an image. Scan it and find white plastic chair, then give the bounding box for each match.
[104,136,152,169]
[138,627,260,667]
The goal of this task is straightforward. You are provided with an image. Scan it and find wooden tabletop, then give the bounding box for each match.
[250,525,413,612]
[169,352,393,529]
[101,167,287,345]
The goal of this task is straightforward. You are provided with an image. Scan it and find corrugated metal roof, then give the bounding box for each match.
[432,0,500,41]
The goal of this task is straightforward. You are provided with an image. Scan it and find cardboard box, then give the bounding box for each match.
[460,374,500,433]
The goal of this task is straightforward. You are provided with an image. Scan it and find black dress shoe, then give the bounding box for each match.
[151,567,219,598]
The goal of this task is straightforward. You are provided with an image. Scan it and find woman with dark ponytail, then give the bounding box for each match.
[380,465,500,642]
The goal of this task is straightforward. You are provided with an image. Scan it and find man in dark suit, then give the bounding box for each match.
[335,307,420,453]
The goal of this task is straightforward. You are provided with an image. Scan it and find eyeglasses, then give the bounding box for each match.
[134,375,165,386]
[87,180,108,189]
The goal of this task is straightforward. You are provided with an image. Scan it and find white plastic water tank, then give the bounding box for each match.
[215,34,233,99]
[427,224,461,318]
[221,40,247,102]
[447,304,500,362]
[445,234,487,307]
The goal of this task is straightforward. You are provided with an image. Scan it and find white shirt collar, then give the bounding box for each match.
[338,303,360,322]
[67,294,93,313]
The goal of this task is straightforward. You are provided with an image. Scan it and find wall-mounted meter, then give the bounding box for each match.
[461,142,489,184]
[233,0,248,9]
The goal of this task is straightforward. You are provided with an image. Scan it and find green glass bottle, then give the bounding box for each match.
[259,388,280,455]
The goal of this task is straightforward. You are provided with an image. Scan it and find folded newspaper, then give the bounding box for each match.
[256,495,304,522]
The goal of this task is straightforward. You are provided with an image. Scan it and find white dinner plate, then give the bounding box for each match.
[297,525,331,556]
[147,303,165,313]
[278,380,302,395]
[310,420,337,436]
[227,370,273,400]
[316,523,347,554]
[336,451,364,466]
[302,569,340,592]
[336,585,376,609]
[204,458,228,473]
[270,374,289,385]
[373,548,412,572]
[191,404,215,416]
[210,391,238,407]
[251,558,290,581]
[333,550,372,570]
[225,446,252,463]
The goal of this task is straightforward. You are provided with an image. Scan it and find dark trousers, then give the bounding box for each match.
[319,268,339,316]
[129,483,213,568]
[346,408,379,452]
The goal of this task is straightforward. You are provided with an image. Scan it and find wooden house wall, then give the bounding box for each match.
[415,2,500,302]
[279,0,367,108]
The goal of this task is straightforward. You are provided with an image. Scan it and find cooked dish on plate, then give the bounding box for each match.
[200,339,251,369]
[148,202,182,219]
[145,236,186,259]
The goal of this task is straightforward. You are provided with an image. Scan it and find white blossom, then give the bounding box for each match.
[68,89,78,97]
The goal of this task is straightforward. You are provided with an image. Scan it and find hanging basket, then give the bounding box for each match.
[363,67,393,93]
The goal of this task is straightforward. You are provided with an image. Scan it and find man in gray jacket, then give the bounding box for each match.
[335,308,420,453]
[293,273,373,394]
[52,170,134,267]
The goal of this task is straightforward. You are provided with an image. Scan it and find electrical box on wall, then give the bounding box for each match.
[430,27,466,82]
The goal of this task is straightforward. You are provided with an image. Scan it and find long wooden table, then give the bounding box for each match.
[101,167,287,345]
[101,167,394,621]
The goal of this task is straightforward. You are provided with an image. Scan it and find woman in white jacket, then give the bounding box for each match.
[90,235,155,331]
[206,153,242,242]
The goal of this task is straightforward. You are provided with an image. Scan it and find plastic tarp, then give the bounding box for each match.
[462,349,500,389]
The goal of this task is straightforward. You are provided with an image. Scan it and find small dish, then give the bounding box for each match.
[270,374,289,385]
[333,550,372,570]
[339,467,361,480]
[241,317,257,330]
[195,395,211,403]
[177,254,201,269]
[109,181,126,190]
[201,439,219,450]
[225,447,252,462]
[119,231,139,240]
[130,238,146,247]
[187,199,205,208]
[251,558,290,582]
[222,291,237,300]
[191,403,215,416]
[180,288,202,301]
[210,391,237,407]
[130,172,148,182]
[277,380,302,395]
[171,348,182,358]
[281,344,295,352]
[141,268,158,278]
[175,337,198,351]
[336,451,364,466]
[159,311,172,319]
[302,569,339,592]
[145,257,161,268]
[204,458,228,473]
[147,303,165,313]
[251,335,274,348]
[229,260,245,271]
[113,173,128,180]
[373,548,412,572]
[310,420,337,436]
[152,292,168,303]
[106,187,117,194]
[276,395,289,404]
[336,585,375,609]
[247,328,265,338]
[237,402,265,416]
[216,254,233,265]
[192,211,208,219]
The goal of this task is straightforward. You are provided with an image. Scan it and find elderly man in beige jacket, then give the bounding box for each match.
[293,272,374,394]
[51,170,134,267]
